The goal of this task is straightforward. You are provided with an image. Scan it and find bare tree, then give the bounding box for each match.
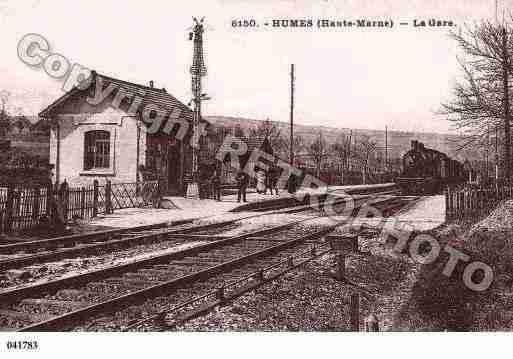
[307,132,328,178]
[275,134,304,162]
[354,135,377,184]
[330,133,352,184]
[0,90,11,138]
[249,118,312,163]
[440,19,513,183]
[249,118,282,143]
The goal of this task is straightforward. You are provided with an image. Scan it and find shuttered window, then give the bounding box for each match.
[84,130,110,170]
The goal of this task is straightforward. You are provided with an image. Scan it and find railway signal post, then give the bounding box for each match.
[290,63,295,167]
[187,17,208,199]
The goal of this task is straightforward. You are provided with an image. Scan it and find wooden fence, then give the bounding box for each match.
[445,185,513,223]
[0,180,160,233]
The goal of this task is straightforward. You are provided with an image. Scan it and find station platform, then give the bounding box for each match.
[339,195,446,232]
[160,189,289,211]
[394,195,446,230]
[161,183,398,212]
[73,183,401,232]
[77,190,289,232]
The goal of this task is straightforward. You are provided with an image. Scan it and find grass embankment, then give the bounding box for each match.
[395,201,513,331]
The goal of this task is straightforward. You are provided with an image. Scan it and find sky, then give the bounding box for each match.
[0,0,510,134]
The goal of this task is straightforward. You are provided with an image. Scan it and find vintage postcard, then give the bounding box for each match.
[0,0,511,357]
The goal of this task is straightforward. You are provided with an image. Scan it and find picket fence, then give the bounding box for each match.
[445,185,513,224]
[0,180,160,233]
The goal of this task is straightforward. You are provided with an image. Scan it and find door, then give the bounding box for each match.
[167,141,181,195]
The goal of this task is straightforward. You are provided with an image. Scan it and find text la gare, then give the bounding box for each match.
[414,18,454,27]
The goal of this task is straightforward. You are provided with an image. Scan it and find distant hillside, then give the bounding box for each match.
[205,115,478,162]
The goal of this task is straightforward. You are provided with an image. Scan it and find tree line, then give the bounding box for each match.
[441,17,513,184]
[210,118,395,184]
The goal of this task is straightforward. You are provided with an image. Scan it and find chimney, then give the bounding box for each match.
[149,80,154,88]
[162,87,167,93]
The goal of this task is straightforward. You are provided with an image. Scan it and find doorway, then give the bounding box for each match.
[167,141,182,195]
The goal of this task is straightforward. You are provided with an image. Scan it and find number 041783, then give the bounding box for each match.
[6,341,39,350]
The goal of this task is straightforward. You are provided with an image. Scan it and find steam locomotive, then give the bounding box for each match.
[396,140,467,195]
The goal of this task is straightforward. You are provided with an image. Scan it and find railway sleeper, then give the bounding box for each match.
[196,250,237,257]
[170,259,220,266]
[209,268,249,280]
[0,309,52,325]
[139,268,185,278]
[239,239,269,246]
[179,256,227,263]
[207,249,261,258]
[54,289,112,303]
[105,277,165,288]
[102,278,152,289]
[152,264,199,273]
[18,298,90,313]
[123,272,162,281]
[167,234,230,241]
[120,275,166,286]
[214,272,249,282]
[168,288,200,303]
[86,281,132,294]
[181,255,224,261]
[192,253,245,263]
[136,268,177,281]
[238,262,269,272]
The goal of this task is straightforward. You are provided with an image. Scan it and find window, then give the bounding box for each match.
[84,130,110,170]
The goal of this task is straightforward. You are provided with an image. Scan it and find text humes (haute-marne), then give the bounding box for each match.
[267,18,454,28]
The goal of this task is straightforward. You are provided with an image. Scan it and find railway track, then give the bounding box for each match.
[0,217,324,331]
[0,190,401,272]
[0,203,324,272]
[0,195,412,331]
[127,235,333,331]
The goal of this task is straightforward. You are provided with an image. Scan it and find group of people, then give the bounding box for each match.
[208,169,250,202]
[255,168,279,196]
[235,167,279,203]
[235,169,279,202]
[205,167,280,203]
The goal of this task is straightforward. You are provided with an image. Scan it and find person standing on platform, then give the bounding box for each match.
[236,170,248,202]
[269,166,279,195]
[264,170,271,195]
[288,166,300,194]
[256,168,266,194]
[210,170,221,201]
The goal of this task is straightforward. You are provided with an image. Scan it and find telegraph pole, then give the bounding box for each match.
[494,1,500,185]
[385,125,388,171]
[502,25,511,185]
[496,123,500,183]
[290,64,295,166]
[187,17,207,198]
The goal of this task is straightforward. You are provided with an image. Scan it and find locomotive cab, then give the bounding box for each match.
[397,140,465,195]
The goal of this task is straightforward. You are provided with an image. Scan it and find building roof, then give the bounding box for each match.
[39,71,195,123]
